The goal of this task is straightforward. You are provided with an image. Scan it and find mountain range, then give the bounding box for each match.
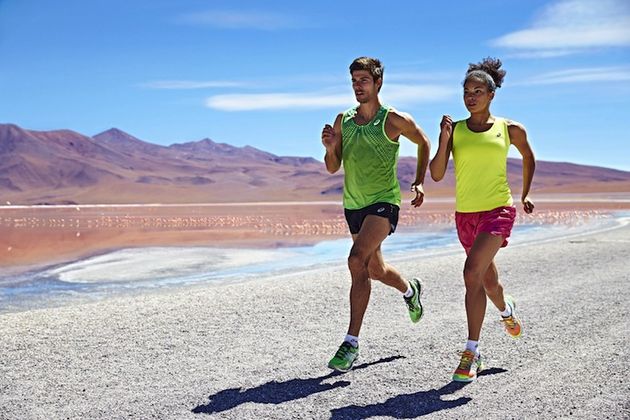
[1,123,629,205]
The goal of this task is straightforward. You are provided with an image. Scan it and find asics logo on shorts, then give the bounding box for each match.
[377,207,385,213]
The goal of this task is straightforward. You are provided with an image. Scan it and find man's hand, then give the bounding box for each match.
[522,196,535,214]
[411,182,425,208]
[321,124,339,151]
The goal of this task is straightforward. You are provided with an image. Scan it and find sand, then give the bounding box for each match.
[1,217,628,419]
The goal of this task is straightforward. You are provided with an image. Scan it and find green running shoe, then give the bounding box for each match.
[404,278,424,323]
[328,342,359,372]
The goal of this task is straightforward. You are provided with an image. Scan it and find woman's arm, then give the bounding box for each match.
[508,120,536,214]
[429,115,454,182]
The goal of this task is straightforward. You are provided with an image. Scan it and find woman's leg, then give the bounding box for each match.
[463,232,505,341]
[482,261,507,312]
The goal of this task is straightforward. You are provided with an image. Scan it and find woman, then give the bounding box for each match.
[429,57,535,382]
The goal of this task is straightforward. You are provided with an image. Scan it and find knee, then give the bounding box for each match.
[463,263,484,290]
[348,249,369,274]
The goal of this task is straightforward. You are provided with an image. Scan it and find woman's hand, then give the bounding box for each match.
[522,196,535,214]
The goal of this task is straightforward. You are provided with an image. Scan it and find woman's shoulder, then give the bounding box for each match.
[498,118,528,144]
[495,116,525,129]
[503,118,527,133]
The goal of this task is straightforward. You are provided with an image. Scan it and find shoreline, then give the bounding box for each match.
[2,196,629,271]
[2,199,628,276]
[1,211,626,315]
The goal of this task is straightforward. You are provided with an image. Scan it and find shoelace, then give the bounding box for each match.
[457,350,475,370]
[404,292,416,309]
[501,315,516,329]
[335,344,354,359]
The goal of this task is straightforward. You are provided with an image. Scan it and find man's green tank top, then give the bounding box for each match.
[452,117,513,213]
[341,105,401,210]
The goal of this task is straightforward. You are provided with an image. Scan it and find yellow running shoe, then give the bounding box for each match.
[501,295,522,338]
[452,349,484,383]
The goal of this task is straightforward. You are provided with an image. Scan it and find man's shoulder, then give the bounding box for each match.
[385,107,414,127]
[340,107,358,123]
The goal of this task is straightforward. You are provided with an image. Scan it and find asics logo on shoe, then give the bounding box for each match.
[377,207,385,213]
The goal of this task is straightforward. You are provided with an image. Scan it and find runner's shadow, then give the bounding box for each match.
[330,366,508,419]
[478,367,508,377]
[191,355,406,415]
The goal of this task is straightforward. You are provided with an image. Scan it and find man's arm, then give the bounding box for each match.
[322,113,343,174]
[508,120,536,214]
[387,111,431,207]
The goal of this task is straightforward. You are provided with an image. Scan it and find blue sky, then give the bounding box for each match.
[1,0,629,170]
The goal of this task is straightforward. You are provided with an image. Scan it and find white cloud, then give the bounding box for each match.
[386,72,457,82]
[176,10,302,30]
[205,84,456,111]
[205,93,350,111]
[142,80,247,89]
[504,49,585,59]
[381,84,458,105]
[515,66,630,85]
[491,0,630,56]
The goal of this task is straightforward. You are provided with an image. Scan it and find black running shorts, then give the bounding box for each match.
[344,202,400,235]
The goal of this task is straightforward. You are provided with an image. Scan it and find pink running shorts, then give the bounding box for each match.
[455,206,516,254]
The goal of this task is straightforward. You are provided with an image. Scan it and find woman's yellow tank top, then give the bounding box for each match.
[452,117,513,213]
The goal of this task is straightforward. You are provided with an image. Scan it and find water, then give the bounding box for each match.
[0,214,624,314]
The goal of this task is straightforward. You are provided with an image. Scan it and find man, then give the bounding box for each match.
[321,56,431,372]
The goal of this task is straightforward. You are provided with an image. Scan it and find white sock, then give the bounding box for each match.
[466,339,479,356]
[403,282,414,298]
[344,334,359,348]
[500,301,512,318]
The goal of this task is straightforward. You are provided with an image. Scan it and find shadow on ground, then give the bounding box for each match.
[329,367,508,419]
[191,355,406,415]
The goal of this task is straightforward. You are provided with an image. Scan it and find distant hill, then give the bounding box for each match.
[1,123,629,204]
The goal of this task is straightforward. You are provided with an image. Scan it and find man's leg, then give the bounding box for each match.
[328,214,390,372]
[367,246,424,323]
[346,214,391,337]
[366,245,407,292]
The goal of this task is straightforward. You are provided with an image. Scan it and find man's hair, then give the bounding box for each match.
[349,57,384,82]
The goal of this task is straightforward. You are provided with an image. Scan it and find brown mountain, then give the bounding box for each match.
[1,123,629,204]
